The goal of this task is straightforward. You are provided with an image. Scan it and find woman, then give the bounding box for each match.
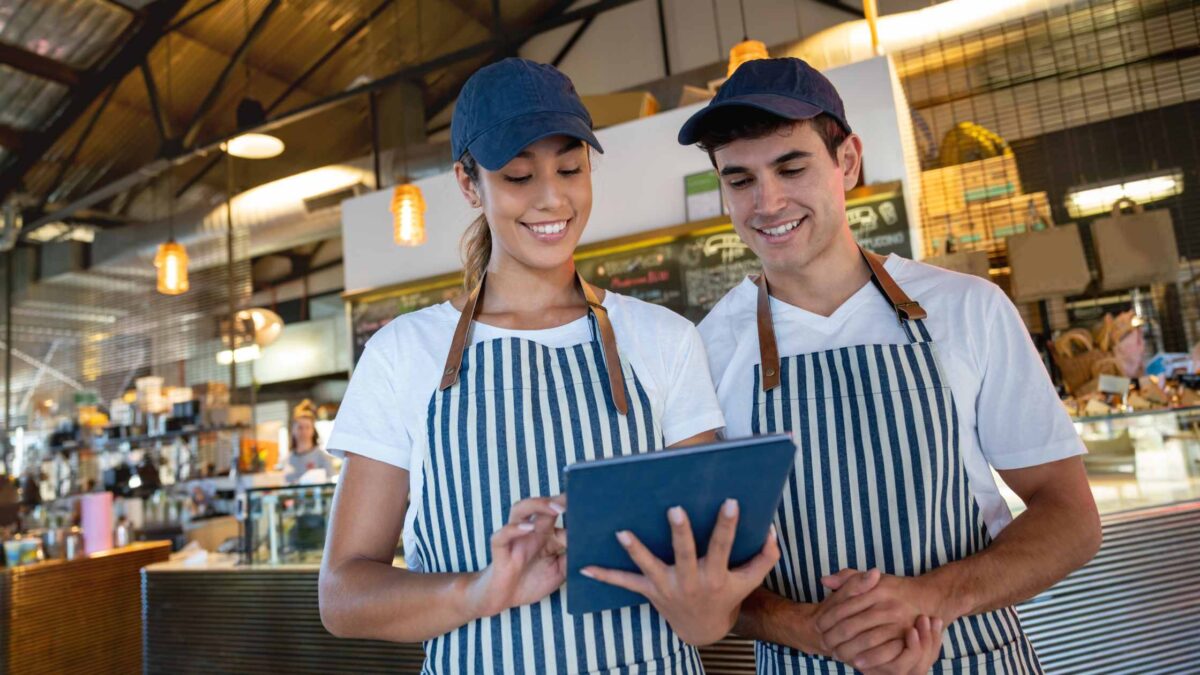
[319,58,777,674]
[283,399,333,484]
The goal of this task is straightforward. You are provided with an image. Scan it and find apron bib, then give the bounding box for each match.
[751,251,1042,675]
[410,274,704,675]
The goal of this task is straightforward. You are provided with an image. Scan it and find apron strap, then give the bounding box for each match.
[754,247,929,391]
[438,272,629,415]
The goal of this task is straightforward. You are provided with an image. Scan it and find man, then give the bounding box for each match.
[678,58,1101,674]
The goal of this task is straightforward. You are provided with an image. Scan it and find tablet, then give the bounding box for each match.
[564,434,796,615]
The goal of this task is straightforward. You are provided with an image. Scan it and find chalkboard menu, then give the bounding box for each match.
[845,181,912,259]
[348,183,911,361]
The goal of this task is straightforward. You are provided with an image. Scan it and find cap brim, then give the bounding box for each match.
[677,94,826,145]
[467,111,603,171]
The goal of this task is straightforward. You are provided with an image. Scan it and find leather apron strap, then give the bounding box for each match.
[439,272,629,415]
[755,247,928,391]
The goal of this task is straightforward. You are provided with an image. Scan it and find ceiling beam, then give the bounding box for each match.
[165,0,226,31]
[40,84,120,210]
[30,0,646,228]
[141,61,172,147]
[0,125,28,152]
[0,41,83,87]
[181,0,284,148]
[0,0,190,205]
[809,0,864,18]
[442,0,494,30]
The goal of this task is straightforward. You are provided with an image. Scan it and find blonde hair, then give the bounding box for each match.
[458,151,491,290]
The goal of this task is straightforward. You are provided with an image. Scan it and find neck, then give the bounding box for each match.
[765,228,872,317]
[478,256,585,318]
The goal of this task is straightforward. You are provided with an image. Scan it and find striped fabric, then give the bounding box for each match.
[412,330,705,675]
[751,318,1042,674]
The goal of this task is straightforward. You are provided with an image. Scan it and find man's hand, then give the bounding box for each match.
[582,499,780,646]
[815,569,952,667]
[859,615,944,674]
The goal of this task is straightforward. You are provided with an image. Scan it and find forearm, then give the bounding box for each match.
[920,495,1101,622]
[733,586,824,654]
[319,557,482,643]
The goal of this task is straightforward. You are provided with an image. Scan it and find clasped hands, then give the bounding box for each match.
[807,568,948,674]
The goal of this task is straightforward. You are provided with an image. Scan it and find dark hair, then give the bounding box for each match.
[694,108,848,164]
[458,151,491,291]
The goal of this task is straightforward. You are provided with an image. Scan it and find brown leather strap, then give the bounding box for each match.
[579,276,629,415]
[439,280,485,390]
[438,273,629,415]
[860,247,927,321]
[753,274,781,391]
[754,248,928,391]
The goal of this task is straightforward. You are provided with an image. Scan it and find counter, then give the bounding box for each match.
[1,541,170,674]
[142,498,1200,673]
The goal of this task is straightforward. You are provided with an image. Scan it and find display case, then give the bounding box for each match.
[237,483,336,565]
[1072,406,1200,513]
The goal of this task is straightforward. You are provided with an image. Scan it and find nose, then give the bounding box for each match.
[534,174,566,212]
[754,173,788,219]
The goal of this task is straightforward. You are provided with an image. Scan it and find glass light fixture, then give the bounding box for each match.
[154,239,189,295]
[391,183,427,246]
[1065,170,1183,219]
[728,39,769,77]
[216,344,262,365]
[225,98,284,159]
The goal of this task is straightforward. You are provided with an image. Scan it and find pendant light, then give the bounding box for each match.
[225,0,283,159]
[156,35,189,295]
[726,0,768,77]
[391,0,426,247]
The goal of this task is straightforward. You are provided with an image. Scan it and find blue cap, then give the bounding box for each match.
[677,58,850,145]
[451,58,602,171]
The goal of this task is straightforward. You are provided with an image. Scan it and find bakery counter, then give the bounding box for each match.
[1,541,170,674]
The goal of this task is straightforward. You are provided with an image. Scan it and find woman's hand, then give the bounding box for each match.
[465,495,567,618]
[581,498,780,646]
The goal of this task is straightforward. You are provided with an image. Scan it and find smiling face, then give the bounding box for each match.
[455,135,592,278]
[711,120,862,276]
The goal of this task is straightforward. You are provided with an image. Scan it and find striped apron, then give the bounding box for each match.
[410,273,705,675]
[751,250,1042,675]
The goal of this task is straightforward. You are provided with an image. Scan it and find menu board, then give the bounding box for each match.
[348,183,911,361]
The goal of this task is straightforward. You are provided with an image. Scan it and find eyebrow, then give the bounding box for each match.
[719,150,813,176]
[515,138,585,159]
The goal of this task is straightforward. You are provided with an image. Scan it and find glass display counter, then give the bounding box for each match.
[237,482,337,565]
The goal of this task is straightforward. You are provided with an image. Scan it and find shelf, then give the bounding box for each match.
[47,424,247,454]
[1071,405,1200,425]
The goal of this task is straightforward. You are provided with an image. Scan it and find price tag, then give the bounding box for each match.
[1098,374,1131,394]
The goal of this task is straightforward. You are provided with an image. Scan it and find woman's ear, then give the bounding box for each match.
[454,162,481,207]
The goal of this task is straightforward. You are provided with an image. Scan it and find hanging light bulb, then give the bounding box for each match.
[391,184,426,246]
[728,39,769,77]
[155,239,189,295]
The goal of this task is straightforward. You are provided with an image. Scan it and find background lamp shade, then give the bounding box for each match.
[154,240,189,295]
[391,184,427,246]
[728,40,769,77]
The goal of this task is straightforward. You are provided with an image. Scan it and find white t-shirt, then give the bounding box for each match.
[698,254,1085,538]
[328,290,726,562]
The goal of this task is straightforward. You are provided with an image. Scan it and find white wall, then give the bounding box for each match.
[343,56,918,293]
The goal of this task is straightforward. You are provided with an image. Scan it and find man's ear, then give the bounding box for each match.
[455,162,481,207]
[839,134,864,192]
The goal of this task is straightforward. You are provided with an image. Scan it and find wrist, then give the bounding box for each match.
[457,570,493,620]
[790,602,828,656]
[916,566,969,624]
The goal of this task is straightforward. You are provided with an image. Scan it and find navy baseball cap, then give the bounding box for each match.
[677,57,850,145]
[451,58,602,171]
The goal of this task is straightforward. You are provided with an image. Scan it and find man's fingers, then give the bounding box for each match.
[581,566,655,598]
[667,506,699,586]
[831,624,900,665]
[850,638,905,671]
[616,529,669,586]
[815,587,882,633]
[704,498,739,573]
[820,568,860,591]
[830,607,902,648]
